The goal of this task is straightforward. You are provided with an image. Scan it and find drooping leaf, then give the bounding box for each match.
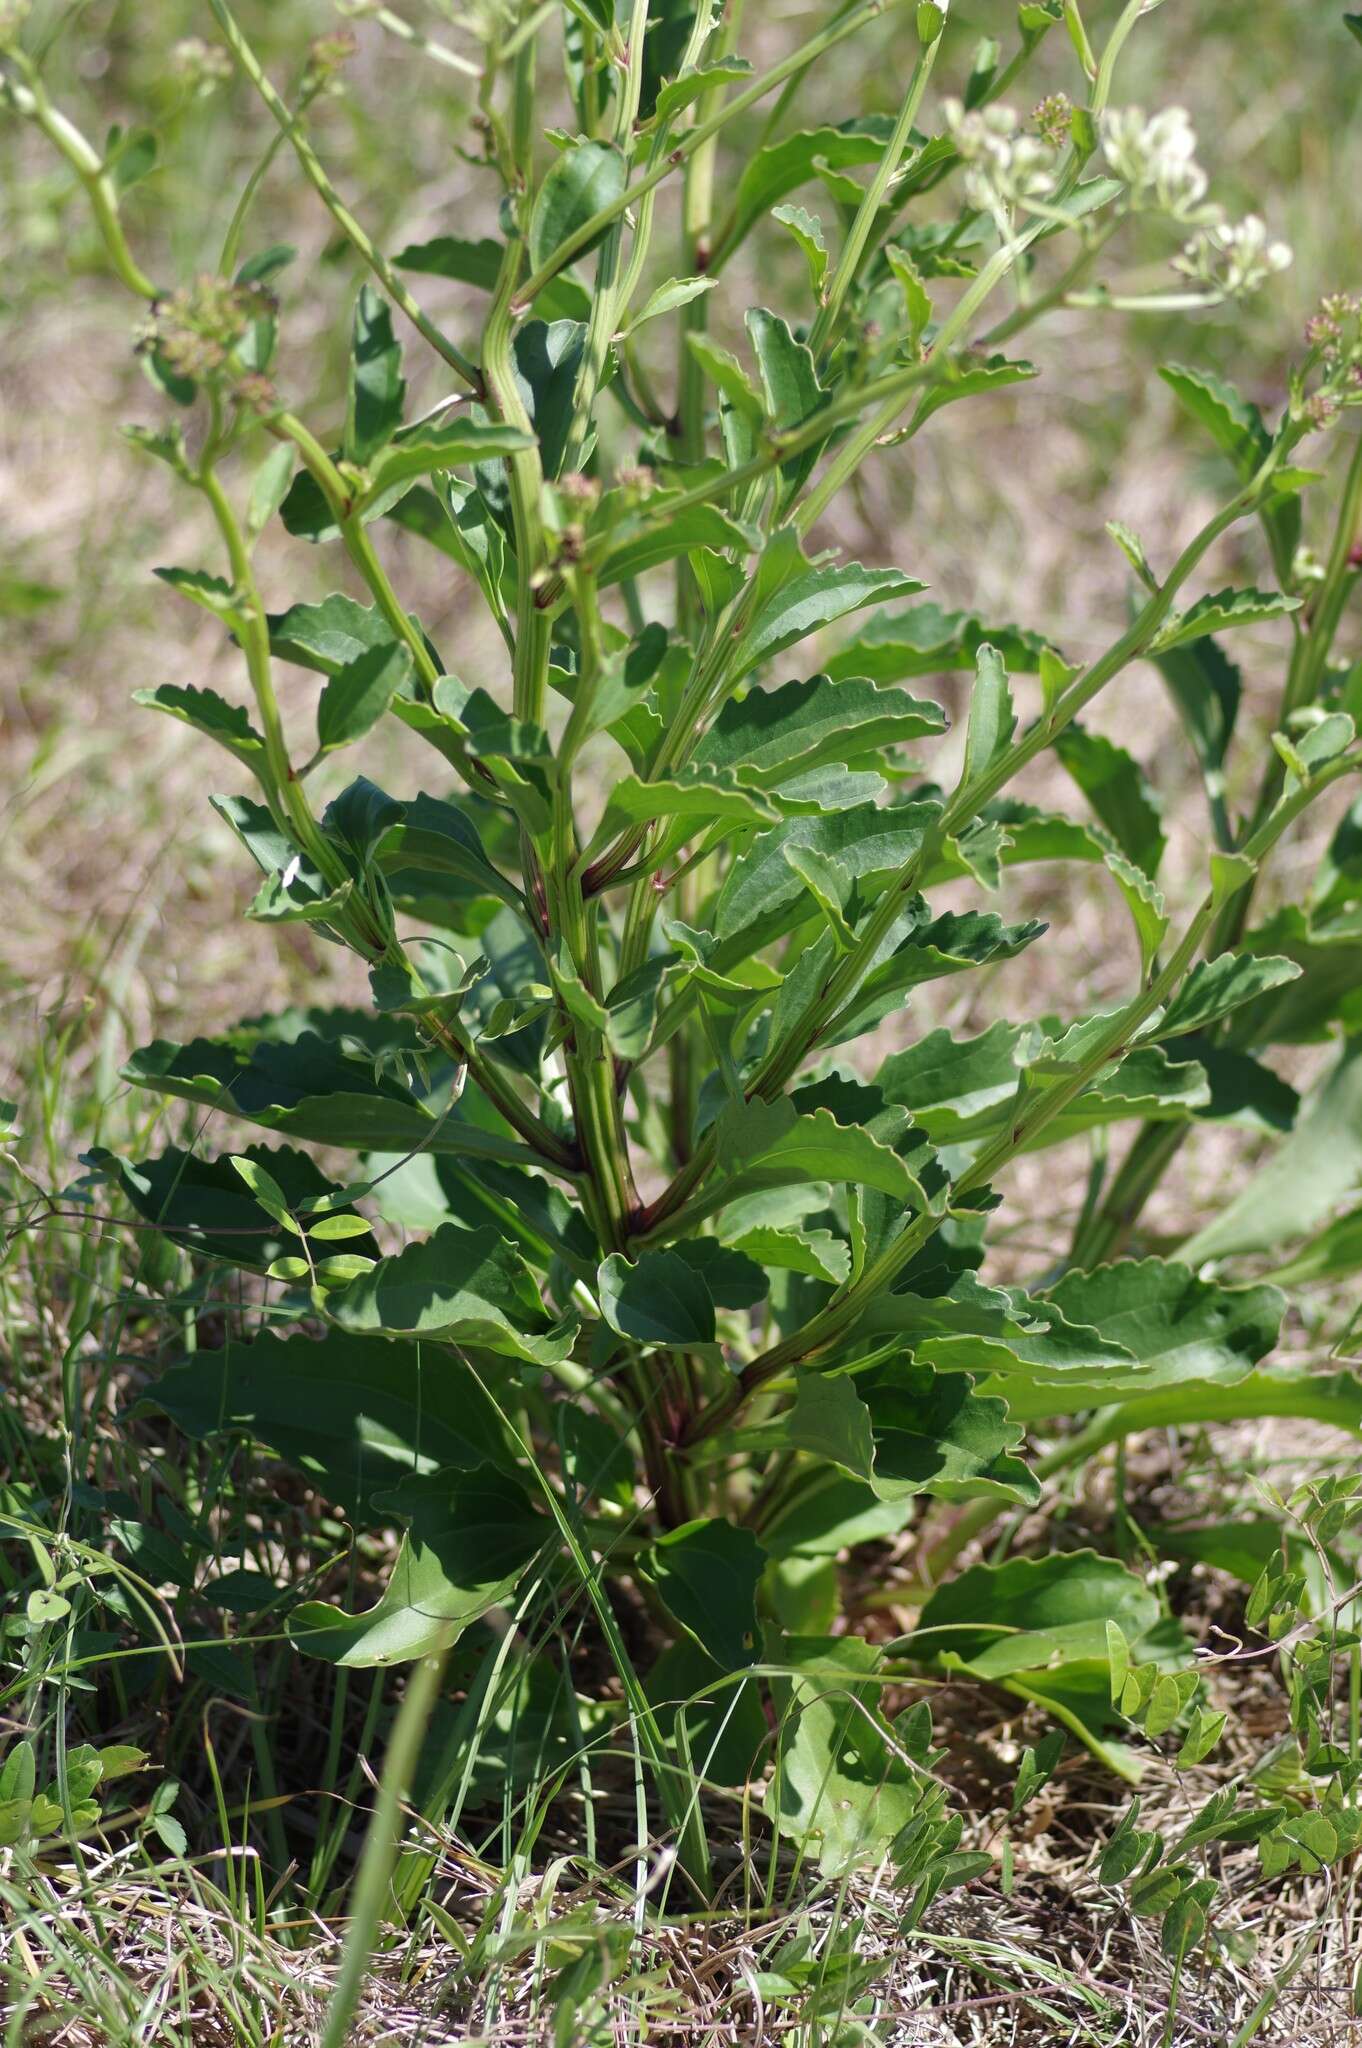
[1054,723,1165,877]
[598,1250,717,1348]
[317,642,413,753]
[142,1329,511,1515]
[1181,1038,1362,1261]
[645,1517,765,1669]
[290,1465,545,1665]
[345,286,406,465]
[394,233,592,321]
[328,1221,577,1366]
[1158,363,1270,480]
[132,684,265,769]
[909,1551,1161,1681]
[786,1366,1039,1506]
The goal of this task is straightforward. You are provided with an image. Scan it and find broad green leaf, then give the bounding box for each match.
[787,1366,1039,1506]
[746,306,824,432]
[693,673,945,790]
[916,353,1037,424]
[509,318,587,479]
[394,233,592,321]
[153,565,242,629]
[1144,952,1301,1042]
[683,333,763,420]
[878,1021,1208,1148]
[597,768,779,838]
[1025,1366,1362,1448]
[651,56,754,127]
[1158,363,1270,480]
[363,419,537,500]
[858,1274,1139,1389]
[142,1329,510,1514]
[645,1517,765,1668]
[1104,849,1168,970]
[712,802,939,963]
[1153,587,1301,654]
[992,1259,1285,1421]
[721,1221,851,1287]
[374,790,525,915]
[743,563,927,672]
[722,123,889,260]
[290,1465,544,1665]
[123,1033,540,1166]
[825,602,1049,684]
[1263,1204,1362,1288]
[529,141,626,273]
[1229,906,1362,1043]
[1054,724,1165,876]
[910,1551,1160,1680]
[345,286,405,465]
[132,684,264,769]
[1181,1038,1362,1261]
[621,274,715,337]
[269,593,400,675]
[1155,633,1242,783]
[596,499,758,586]
[706,1097,938,1210]
[328,1220,577,1366]
[92,1142,379,1275]
[598,1250,716,1347]
[317,642,413,753]
[764,1634,924,1875]
[828,908,1046,1045]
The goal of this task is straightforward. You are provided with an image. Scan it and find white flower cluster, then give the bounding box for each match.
[1174,213,1293,299]
[1101,106,1208,220]
[941,99,1059,218]
[1101,103,1293,300]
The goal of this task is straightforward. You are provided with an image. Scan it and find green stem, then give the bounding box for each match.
[807,27,942,361]
[5,59,157,299]
[206,0,482,391]
[510,0,886,309]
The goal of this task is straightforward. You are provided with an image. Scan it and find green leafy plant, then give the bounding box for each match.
[6,0,1362,1933]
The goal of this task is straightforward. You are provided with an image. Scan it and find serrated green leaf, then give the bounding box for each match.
[1154,587,1302,653]
[328,1220,577,1367]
